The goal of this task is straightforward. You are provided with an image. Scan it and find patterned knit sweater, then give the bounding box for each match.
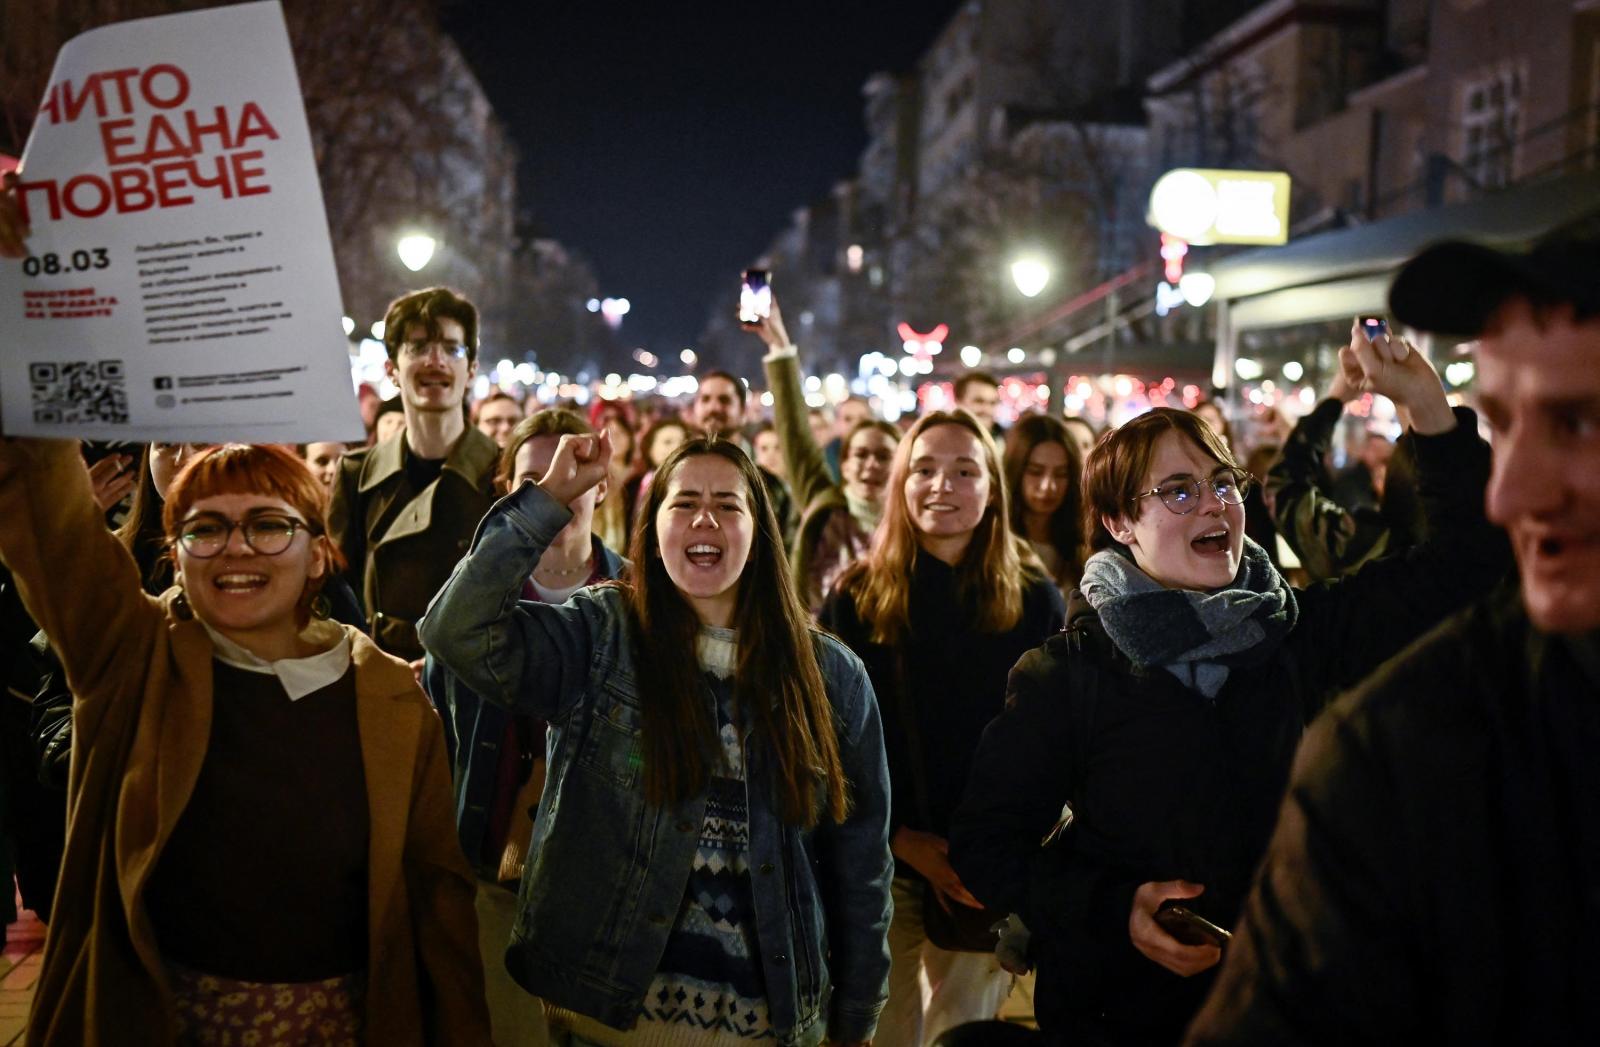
[549,626,775,1045]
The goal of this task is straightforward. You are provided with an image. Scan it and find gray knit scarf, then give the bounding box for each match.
[1079,538,1298,699]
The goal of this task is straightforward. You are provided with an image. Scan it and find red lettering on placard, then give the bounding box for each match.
[230,151,269,196]
[184,106,234,152]
[109,167,155,213]
[99,118,140,164]
[140,114,193,162]
[36,64,191,124]
[139,64,190,109]
[151,161,196,207]
[189,155,236,199]
[61,175,112,218]
[234,103,279,147]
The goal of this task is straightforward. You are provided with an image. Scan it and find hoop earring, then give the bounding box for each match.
[173,584,192,619]
[310,592,333,620]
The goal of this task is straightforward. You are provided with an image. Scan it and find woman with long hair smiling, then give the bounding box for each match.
[1004,414,1088,593]
[821,409,1066,1047]
[419,431,893,1046]
[0,438,489,1045]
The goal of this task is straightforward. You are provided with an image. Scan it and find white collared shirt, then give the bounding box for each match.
[201,622,353,701]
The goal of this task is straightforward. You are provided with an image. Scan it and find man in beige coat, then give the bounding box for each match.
[330,287,500,664]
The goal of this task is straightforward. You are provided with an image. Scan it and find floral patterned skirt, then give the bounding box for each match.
[169,964,365,1046]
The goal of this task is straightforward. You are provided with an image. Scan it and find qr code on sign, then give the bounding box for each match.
[30,360,130,426]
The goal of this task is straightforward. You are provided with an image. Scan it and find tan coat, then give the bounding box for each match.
[328,428,500,660]
[0,440,491,1046]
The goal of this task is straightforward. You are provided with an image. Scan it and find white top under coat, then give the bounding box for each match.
[201,621,353,701]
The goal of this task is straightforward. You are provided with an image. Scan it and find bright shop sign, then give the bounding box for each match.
[1147,168,1291,246]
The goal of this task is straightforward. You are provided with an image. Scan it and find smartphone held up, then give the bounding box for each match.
[1360,315,1390,342]
[739,269,772,325]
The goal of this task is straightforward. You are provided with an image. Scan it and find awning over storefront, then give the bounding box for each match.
[1211,170,1600,331]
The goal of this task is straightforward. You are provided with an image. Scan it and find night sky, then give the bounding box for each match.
[440,1,965,356]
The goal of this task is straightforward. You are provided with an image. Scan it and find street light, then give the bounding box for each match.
[397,233,437,272]
[1011,257,1051,298]
[1179,272,1216,308]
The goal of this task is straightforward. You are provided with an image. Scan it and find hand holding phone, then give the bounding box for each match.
[1130,880,1224,977]
[1154,899,1232,948]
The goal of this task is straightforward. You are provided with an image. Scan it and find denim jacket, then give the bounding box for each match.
[418,483,894,1045]
[423,533,628,879]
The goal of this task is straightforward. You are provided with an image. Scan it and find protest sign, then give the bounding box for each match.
[0,0,364,443]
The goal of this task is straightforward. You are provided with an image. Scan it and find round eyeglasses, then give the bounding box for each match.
[399,339,471,360]
[1132,470,1252,515]
[177,514,311,558]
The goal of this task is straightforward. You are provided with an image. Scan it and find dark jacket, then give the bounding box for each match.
[821,551,1066,874]
[423,533,628,878]
[1187,586,1600,1047]
[1268,398,1420,580]
[949,408,1510,1046]
[329,427,500,660]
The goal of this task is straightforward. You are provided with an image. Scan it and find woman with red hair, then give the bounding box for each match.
[0,438,489,1046]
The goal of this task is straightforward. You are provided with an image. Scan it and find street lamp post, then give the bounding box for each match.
[1009,254,1055,412]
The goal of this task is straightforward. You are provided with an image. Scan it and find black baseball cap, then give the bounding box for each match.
[1388,237,1600,337]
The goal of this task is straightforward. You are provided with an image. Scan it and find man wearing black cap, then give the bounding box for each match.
[1186,237,1600,1045]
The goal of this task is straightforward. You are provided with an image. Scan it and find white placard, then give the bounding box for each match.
[0,1,363,443]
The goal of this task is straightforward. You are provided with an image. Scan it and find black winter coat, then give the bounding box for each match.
[1186,585,1600,1046]
[949,408,1511,1046]
[821,550,1066,878]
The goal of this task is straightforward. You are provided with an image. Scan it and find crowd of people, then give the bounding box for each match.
[0,173,1597,1047]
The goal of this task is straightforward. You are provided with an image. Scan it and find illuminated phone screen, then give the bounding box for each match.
[739,270,771,324]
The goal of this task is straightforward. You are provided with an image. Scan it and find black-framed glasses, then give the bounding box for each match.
[399,339,471,361]
[1132,470,1253,515]
[177,513,312,558]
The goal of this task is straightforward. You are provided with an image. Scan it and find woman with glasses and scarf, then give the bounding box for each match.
[0,439,489,1045]
[950,325,1512,1046]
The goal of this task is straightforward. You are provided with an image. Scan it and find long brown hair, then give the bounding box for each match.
[845,409,1034,645]
[626,437,849,828]
[1004,414,1087,587]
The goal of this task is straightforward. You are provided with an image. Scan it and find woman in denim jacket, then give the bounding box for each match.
[419,431,894,1046]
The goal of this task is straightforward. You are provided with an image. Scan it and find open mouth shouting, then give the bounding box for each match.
[1191,526,1231,556]
[685,542,725,568]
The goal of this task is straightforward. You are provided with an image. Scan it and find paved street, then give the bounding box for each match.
[0,905,43,1046]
